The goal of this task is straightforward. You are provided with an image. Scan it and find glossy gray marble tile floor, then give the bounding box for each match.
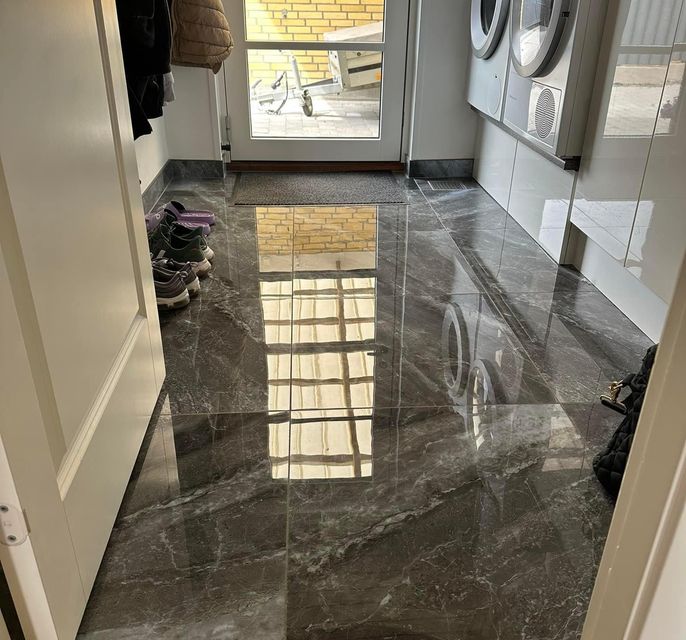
[78,175,653,639]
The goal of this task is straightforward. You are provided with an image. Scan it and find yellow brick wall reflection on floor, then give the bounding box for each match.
[256,206,378,255]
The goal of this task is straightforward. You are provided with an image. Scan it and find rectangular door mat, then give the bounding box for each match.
[233,172,407,205]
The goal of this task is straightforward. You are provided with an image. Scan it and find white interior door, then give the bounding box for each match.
[223,0,410,161]
[0,1,164,638]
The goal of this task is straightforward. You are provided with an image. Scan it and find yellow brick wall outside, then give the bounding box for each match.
[245,1,384,85]
[256,206,377,255]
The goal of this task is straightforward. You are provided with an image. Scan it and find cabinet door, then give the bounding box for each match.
[627,4,686,302]
[571,0,684,263]
[0,0,164,638]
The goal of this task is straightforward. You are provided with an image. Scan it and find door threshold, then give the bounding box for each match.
[226,161,405,173]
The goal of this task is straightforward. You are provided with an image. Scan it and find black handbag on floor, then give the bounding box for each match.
[593,344,658,498]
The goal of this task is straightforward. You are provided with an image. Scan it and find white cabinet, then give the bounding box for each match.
[473,118,517,209]
[571,0,685,267]
[626,21,686,302]
[508,143,576,261]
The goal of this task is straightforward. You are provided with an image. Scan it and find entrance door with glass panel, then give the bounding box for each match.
[223,0,410,161]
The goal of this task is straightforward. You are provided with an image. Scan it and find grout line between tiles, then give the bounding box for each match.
[284,202,295,636]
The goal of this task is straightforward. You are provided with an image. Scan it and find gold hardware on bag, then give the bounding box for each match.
[600,381,628,414]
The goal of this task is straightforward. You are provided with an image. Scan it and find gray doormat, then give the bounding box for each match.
[233,172,406,205]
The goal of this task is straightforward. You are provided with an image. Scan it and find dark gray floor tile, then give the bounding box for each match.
[495,291,654,403]
[286,405,613,640]
[450,226,596,295]
[378,203,446,234]
[78,412,289,640]
[426,182,509,232]
[379,230,484,297]
[159,291,292,414]
[395,174,430,204]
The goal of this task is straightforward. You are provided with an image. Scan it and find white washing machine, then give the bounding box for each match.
[503,0,607,160]
[467,0,511,120]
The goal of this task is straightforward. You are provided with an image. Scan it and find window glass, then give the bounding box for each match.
[481,0,498,34]
[512,0,554,67]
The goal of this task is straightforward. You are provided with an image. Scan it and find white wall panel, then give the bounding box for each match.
[639,499,686,640]
[508,143,575,261]
[473,118,516,209]
[571,0,682,265]
[626,24,686,303]
[567,228,668,341]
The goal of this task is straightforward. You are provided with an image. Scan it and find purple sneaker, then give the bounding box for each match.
[146,208,211,236]
[163,201,216,227]
[145,209,165,234]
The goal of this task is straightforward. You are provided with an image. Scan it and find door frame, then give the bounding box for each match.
[581,252,686,639]
[222,0,411,162]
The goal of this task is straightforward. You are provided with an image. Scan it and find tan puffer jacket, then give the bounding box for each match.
[170,0,234,73]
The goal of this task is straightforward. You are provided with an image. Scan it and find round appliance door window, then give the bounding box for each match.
[511,0,569,77]
[471,0,510,60]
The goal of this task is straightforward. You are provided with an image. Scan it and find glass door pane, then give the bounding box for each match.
[248,48,382,138]
[244,0,386,42]
[512,0,554,67]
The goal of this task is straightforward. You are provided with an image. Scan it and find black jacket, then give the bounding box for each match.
[117,0,171,138]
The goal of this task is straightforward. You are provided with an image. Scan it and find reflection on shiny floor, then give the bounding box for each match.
[78,175,653,639]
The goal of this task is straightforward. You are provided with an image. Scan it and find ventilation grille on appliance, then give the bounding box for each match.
[534,88,557,139]
[428,180,468,191]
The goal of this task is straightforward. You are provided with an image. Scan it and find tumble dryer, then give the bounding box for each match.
[467,0,511,119]
[503,0,608,160]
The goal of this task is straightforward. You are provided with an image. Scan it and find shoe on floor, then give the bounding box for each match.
[150,216,215,263]
[147,208,212,236]
[152,257,200,297]
[153,268,190,310]
[167,221,215,262]
[164,200,216,227]
[149,228,212,277]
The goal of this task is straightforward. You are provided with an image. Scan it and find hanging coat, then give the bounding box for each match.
[170,0,233,73]
[117,0,172,138]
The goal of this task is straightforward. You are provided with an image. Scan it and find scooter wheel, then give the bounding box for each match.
[302,94,314,117]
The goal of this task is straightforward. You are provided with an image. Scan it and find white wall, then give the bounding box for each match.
[407,0,477,161]
[133,66,222,191]
[164,66,222,162]
[134,118,169,191]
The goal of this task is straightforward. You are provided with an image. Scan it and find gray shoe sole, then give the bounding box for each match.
[187,278,201,297]
[157,289,191,310]
[192,258,213,278]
